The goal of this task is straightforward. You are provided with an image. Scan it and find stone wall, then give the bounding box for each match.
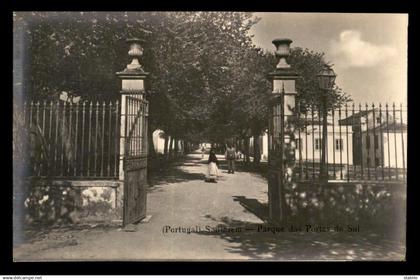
[17,180,123,226]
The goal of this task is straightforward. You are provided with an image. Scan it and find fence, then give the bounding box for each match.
[294,102,407,182]
[24,99,121,179]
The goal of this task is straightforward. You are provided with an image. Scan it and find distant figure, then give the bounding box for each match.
[225,144,236,174]
[201,146,205,159]
[237,150,243,160]
[206,148,219,183]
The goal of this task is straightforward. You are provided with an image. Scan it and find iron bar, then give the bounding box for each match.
[107,101,112,177]
[36,101,41,176]
[379,104,385,180]
[365,103,370,180]
[392,103,398,179]
[318,106,322,180]
[332,106,336,179]
[87,101,92,177]
[386,104,391,179]
[74,102,79,176]
[298,101,303,180]
[81,101,86,176]
[101,101,105,177]
[48,101,53,176]
[311,105,315,180]
[94,101,99,176]
[339,106,343,180]
[41,101,47,175]
[29,101,33,129]
[305,106,308,180]
[372,103,377,180]
[359,104,364,180]
[345,104,350,182]
[61,102,66,177]
[54,101,59,176]
[352,104,356,181]
[67,102,73,175]
[400,104,406,181]
[114,100,119,177]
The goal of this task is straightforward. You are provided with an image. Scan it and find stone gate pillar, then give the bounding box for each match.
[116,38,149,181]
[268,38,299,224]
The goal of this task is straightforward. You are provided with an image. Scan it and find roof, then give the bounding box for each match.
[338,109,376,125]
[377,122,407,131]
[296,117,334,126]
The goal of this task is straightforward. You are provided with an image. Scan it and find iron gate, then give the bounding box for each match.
[123,95,148,226]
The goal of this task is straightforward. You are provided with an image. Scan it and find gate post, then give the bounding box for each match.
[267,38,299,224]
[116,38,148,180]
[116,38,149,225]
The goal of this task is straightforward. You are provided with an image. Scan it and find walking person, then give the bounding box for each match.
[225,144,236,174]
[206,148,219,183]
[201,145,205,159]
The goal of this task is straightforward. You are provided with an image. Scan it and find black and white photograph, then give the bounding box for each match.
[12,11,407,261]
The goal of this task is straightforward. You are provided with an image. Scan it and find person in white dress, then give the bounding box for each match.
[206,148,219,183]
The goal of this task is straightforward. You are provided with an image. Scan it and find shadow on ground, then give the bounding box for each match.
[232,161,268,180]
[232,196,269,222]
[148,154,207,189]
[194,196,405,261]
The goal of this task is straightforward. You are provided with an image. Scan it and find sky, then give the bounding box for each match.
[249,13,408,105]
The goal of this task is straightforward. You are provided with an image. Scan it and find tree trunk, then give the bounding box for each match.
[253,134,261,165]
[244,138,250,164]
[174,138,179,158]
[163,134,169,156]
[147,127,156,176]
[168,137,174,160]
[148,126,156,160]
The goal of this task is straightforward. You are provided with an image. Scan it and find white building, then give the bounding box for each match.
[339,109,407,168]
[295,124,353,165]
[254,123,353,165]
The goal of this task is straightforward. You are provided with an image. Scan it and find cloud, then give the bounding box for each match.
[330,30,397,68]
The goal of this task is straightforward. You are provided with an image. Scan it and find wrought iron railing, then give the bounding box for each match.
[23,99,121,179]
[294,102,407,182]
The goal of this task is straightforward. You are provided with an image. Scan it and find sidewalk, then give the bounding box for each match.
[13,152,405,261]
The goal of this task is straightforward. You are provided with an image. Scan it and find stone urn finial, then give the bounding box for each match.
[126,38,144,70]
[272,38,293,69]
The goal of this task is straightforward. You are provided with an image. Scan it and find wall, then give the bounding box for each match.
[296,126,353,165]
[383,132,407,168]
[360,131,407,168]
[19,181,123,225]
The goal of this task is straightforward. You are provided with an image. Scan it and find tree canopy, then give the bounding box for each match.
[14,11,351,147]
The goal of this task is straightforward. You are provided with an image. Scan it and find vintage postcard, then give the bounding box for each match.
[12,12,407,261]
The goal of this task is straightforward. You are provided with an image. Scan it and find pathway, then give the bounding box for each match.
[13,152,405,261]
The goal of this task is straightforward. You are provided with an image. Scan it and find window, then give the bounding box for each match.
[335,139,343,151]
[374,135,379,149]
[366,135,370,149]
[315,138,321,150]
